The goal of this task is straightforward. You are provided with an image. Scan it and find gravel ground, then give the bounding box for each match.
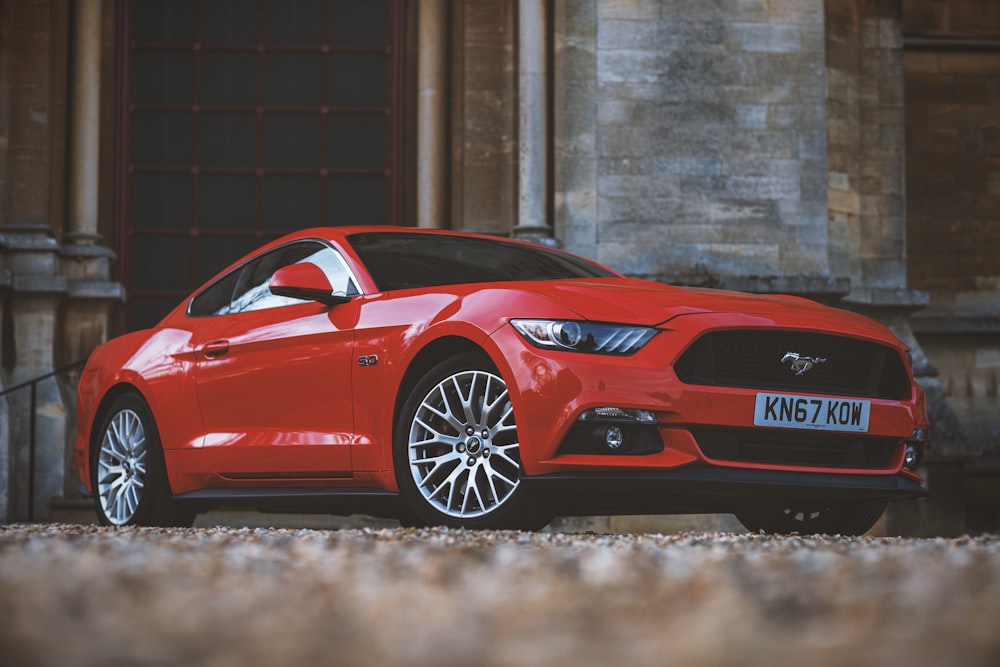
[1,524,998,667]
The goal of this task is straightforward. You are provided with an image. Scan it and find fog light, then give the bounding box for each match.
[910,428,928,443]
[605,425,624,450]
[904,442,923,471]
[579,407,657,424]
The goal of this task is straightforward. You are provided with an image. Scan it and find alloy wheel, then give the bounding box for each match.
[407,369,520,519]
[97,408,148,525]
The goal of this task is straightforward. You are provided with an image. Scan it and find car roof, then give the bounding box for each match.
[247,226,576,264]
[278,226,537,245]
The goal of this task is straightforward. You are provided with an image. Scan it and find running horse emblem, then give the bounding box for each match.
[781,351,826,376]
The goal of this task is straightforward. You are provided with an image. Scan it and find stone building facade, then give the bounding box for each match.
[903,0,1000,531]
[1,0,996,534]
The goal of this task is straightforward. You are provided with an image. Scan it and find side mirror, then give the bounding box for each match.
[269,262,351,306]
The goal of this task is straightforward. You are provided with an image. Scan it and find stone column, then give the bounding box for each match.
[61,0,124,501]
[513,0,554,245]
[66,0,102,247]
[0,234,9,521]
[0,0,71,521]
[417,0,447,229]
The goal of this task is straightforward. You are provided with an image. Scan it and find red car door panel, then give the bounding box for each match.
[192,301,356,478]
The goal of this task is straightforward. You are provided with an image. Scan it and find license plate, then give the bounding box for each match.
[753,393,870,432]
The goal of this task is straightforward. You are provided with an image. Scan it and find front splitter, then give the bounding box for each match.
[520,465,926,516]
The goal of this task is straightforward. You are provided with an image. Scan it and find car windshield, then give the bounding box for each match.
[347,232,615,291]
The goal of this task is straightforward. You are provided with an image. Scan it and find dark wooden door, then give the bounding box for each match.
[118,0,403,330]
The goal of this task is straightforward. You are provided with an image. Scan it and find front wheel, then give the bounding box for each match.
[92,393,195,527]
[394,353,550,530]
[735,499,887,536]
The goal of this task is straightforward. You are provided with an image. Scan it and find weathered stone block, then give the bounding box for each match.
[723,174,801,200]
[557,43,598,83]
[597,193,679,225]
[653,157,722,177]
[768,0,823,25]
[557,0,597,44]
[778,199,827,229]
[706,199,776,225]
[780,241,828,273]
[767,103,825,130]
[828,170,851,192]
[597,0,660,21]
[727,22,802,54]
[721,156,800,179]
[734,104,768,128]
[598,20,678,50]
[597,49,670,84]
[598,173,681,199]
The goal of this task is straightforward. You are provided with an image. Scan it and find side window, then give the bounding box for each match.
[188,241,360,317]
[188,269,241,317]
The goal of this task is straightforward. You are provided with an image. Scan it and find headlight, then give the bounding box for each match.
[510,319,657,355]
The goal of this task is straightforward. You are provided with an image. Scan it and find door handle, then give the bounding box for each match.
[201,340,230,359]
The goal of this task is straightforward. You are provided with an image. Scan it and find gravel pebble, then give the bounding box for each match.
[1,524,998,667]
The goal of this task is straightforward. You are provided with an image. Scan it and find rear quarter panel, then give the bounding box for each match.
[74,325,207,494]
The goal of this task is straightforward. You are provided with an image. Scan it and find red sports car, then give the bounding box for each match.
[74,227,928,534]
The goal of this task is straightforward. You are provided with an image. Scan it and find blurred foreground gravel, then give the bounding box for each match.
[1,524,998,667]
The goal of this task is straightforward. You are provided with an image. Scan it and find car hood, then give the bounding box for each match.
[521,278,893,337]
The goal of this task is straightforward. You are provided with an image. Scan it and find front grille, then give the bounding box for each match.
[691,427,900,470]
[673,330,911,399]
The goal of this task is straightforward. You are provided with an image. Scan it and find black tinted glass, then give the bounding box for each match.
[347,233,614,291]
[188,267,240,317]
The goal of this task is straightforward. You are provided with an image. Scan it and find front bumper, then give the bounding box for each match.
[487,316,929,479]
[520,466,927,516]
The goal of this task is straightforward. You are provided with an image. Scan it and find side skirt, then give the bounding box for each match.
[172,487,404,519]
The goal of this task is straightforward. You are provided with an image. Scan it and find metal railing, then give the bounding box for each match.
[1,361,85,520]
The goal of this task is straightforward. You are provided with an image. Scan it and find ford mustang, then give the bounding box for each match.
[74,227,929,534]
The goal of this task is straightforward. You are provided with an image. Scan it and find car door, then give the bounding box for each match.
[189,240,361,480]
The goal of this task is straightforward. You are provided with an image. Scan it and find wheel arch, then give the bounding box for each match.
[390,337,548,529]
[88,382,148,467]
[392,336,493,438]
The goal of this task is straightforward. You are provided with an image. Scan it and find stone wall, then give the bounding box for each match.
[0,0,122,521]
[904,2,1000,305]
[0,0,67,522]
[450,0,518,235]
[557,0,830,289]
[826,0,908,291]
[904,0,1000,465]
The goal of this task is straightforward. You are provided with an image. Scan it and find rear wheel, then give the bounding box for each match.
[735,499,887,536]
[92,393,195,527]
[394,352,550,530]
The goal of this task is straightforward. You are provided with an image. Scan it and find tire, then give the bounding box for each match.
[735,499,887,536]
[393,352,550,530]
[91,392,196,527]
